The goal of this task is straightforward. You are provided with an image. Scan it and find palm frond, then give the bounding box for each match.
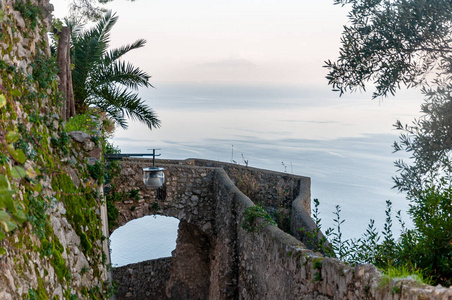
[93,60,152,90]
[70,10,160,128]
[71,12,117,107]
[76,10,117,56]
[64,17,83,41]
[96,10,118,46]
[104,39,147,64]
[92,85,161,130]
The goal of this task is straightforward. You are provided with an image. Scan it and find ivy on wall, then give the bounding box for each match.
[0,1,114,298]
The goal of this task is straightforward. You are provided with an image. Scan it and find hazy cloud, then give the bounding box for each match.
[195,58,258,70]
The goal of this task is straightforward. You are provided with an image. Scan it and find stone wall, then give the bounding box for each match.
[111,159,312,299]
[156,158,310,213]
[213,168,452,300]
[110,159,216,235]
[165,220,212,300]
[113,257,172,300]
[0,1,111,298]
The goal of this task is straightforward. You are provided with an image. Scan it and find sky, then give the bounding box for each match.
[51,0,428,252]
[52,0,349,86]
[51,0,425,160]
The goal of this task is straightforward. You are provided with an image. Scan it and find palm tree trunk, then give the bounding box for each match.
[56,26,75,121]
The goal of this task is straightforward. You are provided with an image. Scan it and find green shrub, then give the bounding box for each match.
[320,195,450,286]
[298,199,334,256]
[65,113,99,134]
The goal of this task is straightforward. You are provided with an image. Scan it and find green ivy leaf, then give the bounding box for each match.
[6,131,20,144]
[0,189,15,207]
[0,231,5,242]
[35,183,42,193]
[10,89,21,97]
[13,211,27,225]
[0,211,11,223]
[0,94,6,109]
[4,195,16,214]
[0,9,5,23]
[11,166,26,179]
[0,175,9,189]
[6,145,26,164]
[2,220,17,232]
[0,248,6,256]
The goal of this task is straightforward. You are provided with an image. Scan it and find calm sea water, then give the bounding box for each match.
[110,82,424,267]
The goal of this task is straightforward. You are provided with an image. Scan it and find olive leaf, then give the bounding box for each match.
[4,195,17,214]
[0,211,17,232]
[0,175,10,189]
[0,189,15,207]
[0,211,9,222]
[2,220,17,232]
[0,248,5,256]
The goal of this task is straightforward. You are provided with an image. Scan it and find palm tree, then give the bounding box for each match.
[69,11,160,130]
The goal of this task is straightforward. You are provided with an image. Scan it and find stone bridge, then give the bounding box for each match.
[109,158,451,300]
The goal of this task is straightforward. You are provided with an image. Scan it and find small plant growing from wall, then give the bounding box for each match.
[13,0,42,30]
[312,258,323,282]
[242,205,277,232]
[377,265,431,291]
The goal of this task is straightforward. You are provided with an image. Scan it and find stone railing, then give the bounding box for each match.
[213,168,452,300]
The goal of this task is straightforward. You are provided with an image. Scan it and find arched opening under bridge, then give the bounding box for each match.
[110,215,179,267]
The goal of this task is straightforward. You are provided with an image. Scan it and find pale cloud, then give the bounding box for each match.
[52,0,348,85]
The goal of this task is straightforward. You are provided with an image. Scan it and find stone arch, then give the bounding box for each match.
[111,213,214,300]
[110,158,315,299]
[110,160,216,235]
[109,160,218,299]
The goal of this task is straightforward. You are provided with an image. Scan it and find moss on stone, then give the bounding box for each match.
[0,3,112,298]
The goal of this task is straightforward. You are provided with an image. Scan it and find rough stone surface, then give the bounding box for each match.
[165,220,212,300]
[111,160,217,235]
[0,0,108,300]
[113,257,172,300]
[68,130,91,143]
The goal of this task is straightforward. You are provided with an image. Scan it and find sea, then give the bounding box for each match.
[109,82,424,267]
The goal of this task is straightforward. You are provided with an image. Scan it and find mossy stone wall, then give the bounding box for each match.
[0,0,112,298]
